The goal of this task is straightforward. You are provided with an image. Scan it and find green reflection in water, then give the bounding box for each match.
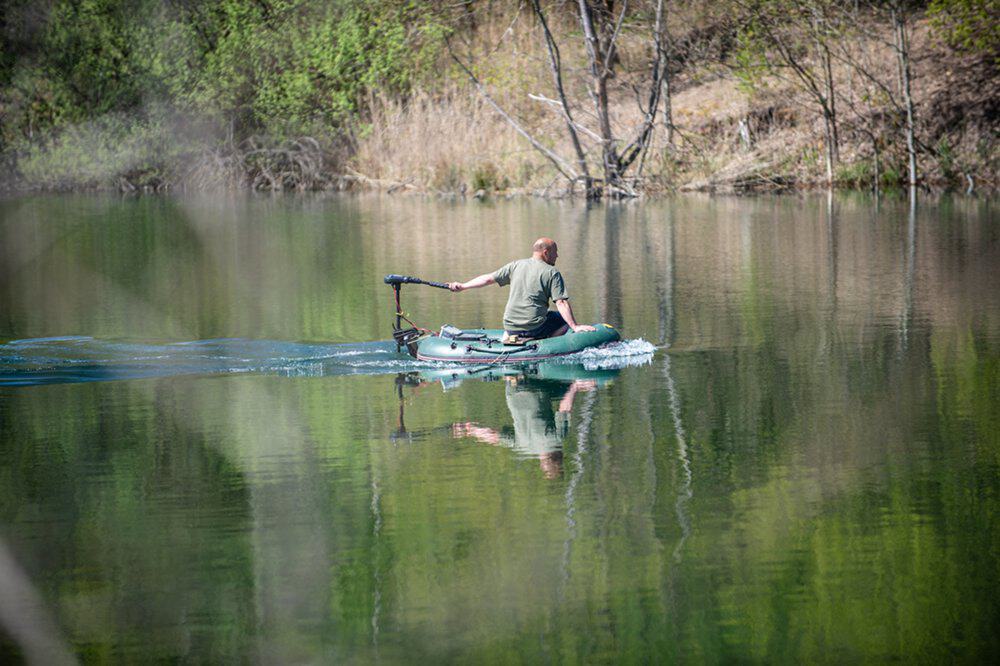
[0,193,998,662]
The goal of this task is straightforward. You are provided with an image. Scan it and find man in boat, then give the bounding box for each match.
[446,237,596,343]
[451,375,597,479]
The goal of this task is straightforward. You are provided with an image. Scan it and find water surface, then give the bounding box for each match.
[1,193,998,662]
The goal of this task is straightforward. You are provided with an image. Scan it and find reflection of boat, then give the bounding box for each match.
[394,361,614,479]
[413,360,621,389]
[413,325,621,363]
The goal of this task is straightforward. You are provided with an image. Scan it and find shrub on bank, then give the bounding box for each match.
[14,114,183,191]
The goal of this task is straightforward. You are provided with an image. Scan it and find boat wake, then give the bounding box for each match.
[0,336,658,387]
[555,338,657,370]
[0,337,431,387]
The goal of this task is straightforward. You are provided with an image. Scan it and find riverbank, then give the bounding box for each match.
[2,3,996,196]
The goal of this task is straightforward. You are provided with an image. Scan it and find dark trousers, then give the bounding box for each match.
[507,311,566,339]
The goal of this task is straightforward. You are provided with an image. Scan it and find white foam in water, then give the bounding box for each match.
[558,338,657,370]
[0,336,660,385]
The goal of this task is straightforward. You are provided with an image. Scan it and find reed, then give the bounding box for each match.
[353,90,546,193]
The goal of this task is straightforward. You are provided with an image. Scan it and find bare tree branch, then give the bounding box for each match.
[485,1,526,59]
[577,0,625,192]
[621,0,668,173]
[446,36,578,181]
[528,94,603,141]
[529,0,592,190]
[602,0,629,77]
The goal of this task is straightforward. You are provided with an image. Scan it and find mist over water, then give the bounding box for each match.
[1,193,998,662]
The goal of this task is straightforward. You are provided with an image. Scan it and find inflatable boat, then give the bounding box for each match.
[413,324,619,363]
[385,274,619,363]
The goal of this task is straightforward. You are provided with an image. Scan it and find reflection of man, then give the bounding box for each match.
[452,377,596,479]
[446,238,596,344]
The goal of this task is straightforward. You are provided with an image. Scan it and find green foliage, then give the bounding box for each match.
[1,0,994,192]
[0,0,154,149]
[189,1,446,136]
[14,112,184,189]
[41,0,150,117]
[732,22,772,95]
[1,0,451,156]
[833,156,905,189]
[928,0,1000,55]
[936,136,957,179]
[471,162,508,191]
[835,160,875,187]
[880,164,904,188]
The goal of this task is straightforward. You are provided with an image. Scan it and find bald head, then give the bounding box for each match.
[533,237,556,253]
[532,237,559,265]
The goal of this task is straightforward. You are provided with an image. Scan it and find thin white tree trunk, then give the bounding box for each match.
[662,67,674,147]
[530,0,593,196]
[578,0,621,190]
[893,5,918,186]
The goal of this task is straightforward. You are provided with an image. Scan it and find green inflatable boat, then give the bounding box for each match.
[384,273,620,363]
[413,324,620,363]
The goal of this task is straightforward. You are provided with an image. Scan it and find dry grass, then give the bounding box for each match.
[350,9,997,195]
[353,90,550,192]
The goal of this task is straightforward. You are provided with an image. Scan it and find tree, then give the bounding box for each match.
[448,0,672,198]
[733,0,843,184]
[890,0,919,186]
[825,0,923,187]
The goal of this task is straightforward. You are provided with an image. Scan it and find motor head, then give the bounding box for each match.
[384,274,421,286]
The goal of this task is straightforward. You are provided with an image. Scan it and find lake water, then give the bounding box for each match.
[1,193,998,662]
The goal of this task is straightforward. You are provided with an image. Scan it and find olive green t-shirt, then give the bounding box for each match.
[501,379,571,457]
[492,257,569,332]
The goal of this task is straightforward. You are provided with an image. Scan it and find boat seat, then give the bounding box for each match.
[439,325,487,341]
[500,332,528,346]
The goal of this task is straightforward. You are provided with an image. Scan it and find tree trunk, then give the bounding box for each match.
[530,0,594,197]
[596,73,619,188]
[659,0,674,148]
[893,5,918,186]
[635,0,669,179]
[578,0,622,194]
[763,16,839,186]
[821,44,839,165]
[662,68,674,147]
[822,109,835,184]
[813,15,838,185]
[872,135,880,193]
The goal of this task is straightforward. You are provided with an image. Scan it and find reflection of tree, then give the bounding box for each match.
[369,470,383,653]
[662,354,691,563]
[900,189,916,352]
[560,389,599,592]
[822,188,840,357]
[0,538,75,665]
[602,205,624,327]
[644,203,691,561]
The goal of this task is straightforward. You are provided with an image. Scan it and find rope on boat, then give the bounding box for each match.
[464,344,538,356]
[390,286,433,335]
[395,310,434,335]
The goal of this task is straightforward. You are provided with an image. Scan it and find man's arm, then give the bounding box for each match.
[555,299,597,332]
[557,379,598,413]
[447,273,496,292]
[451,422,502,444]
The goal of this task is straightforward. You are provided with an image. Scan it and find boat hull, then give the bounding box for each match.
[414,324,620,363]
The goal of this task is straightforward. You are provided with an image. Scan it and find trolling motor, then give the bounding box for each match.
[384,274,449,354]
